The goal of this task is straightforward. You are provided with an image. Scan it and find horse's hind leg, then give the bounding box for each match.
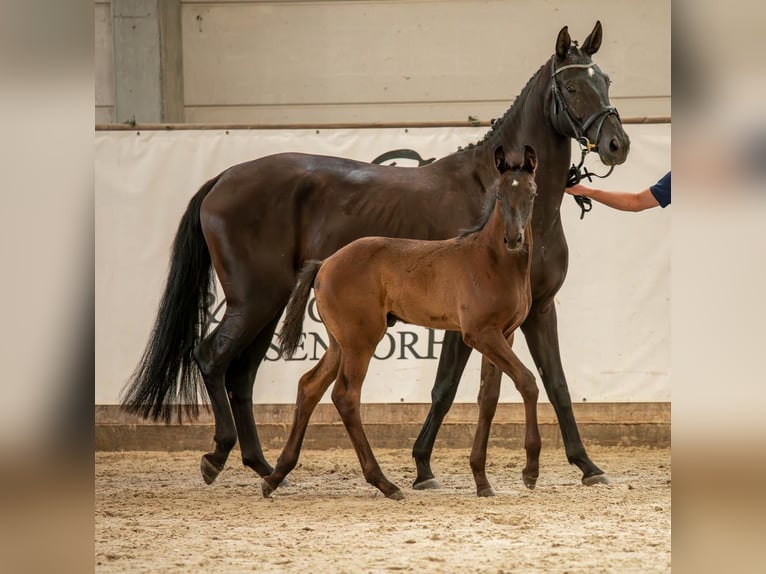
[412,331,473,489]
[465,329,541,491]
[226,312,283,478]
[333,347,403,500]
[261,338,341,497]
[470,357,503,497]
[193,312,247,484]
[194,302,281,485]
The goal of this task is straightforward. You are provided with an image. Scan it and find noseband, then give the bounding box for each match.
[550,61,620,219]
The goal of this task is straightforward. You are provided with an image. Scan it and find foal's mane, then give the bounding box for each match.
[457,179,512,238]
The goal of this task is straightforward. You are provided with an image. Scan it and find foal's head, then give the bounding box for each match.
[493,144,537,251]
[459,145,537,250]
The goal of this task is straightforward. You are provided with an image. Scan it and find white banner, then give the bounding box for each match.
[96,125,670,405]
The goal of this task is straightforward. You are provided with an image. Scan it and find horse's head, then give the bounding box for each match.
[494,145,537,251]
[550,21,630,166]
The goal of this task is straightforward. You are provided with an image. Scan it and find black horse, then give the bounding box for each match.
[121,22,629,487]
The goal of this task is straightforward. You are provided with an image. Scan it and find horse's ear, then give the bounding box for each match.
[523,145,537,173]
[582,20,603,56]
[555,26,571,60]
[494,145,508,173]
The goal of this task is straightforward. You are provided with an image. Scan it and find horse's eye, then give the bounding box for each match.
[566,84,577,94]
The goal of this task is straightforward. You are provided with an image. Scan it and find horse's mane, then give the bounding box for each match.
[458,46,594,152]
[456,61,549,153]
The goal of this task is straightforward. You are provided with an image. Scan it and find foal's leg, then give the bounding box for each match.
[226,313,283,478]
[261,340,341,497]
[521,302,607,484]
[470,356,503,497]
[466,329,541,490]
[333,348,403,500]
[412,331,473,489]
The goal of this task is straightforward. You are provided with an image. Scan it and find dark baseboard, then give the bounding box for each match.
[96,403,670,451]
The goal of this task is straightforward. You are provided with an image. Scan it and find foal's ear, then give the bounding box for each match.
[555,26,571,60]
[494,145,509,173]
[581,20,603,56]
[523,145,537,173]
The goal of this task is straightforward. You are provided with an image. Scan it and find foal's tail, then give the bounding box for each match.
[279,260,322,358]
[120,175,220,423]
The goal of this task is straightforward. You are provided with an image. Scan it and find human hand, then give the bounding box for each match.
[565,183,592,196]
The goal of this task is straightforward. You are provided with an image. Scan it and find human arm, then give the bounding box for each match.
[565,183,660,212]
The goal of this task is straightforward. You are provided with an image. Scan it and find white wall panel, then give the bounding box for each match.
[96,124,670,405]
[180,0,670,123]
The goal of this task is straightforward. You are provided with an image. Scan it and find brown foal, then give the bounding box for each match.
[264,145,541,500]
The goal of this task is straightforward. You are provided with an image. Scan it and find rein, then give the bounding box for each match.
[550,61,619,219]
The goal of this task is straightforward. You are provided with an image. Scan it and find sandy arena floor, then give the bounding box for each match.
[95,446,671,573]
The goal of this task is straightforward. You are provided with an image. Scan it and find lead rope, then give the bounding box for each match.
[567,139,615,220]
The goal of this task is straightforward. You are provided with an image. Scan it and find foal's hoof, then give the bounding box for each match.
[200,454,224,485]
[477,486,496,497]
[413,478,441,491]
[386,489,405,501]
[522,471,538,490]
[582,473,610,486]
[261,479,276,498]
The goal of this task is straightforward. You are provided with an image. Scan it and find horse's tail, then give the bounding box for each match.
[279,260,322,358]
[120,175,220,423]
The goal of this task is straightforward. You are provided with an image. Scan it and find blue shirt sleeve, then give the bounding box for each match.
[650,172,671,208]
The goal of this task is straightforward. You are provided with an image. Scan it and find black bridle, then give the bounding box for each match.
[550,61,621,219]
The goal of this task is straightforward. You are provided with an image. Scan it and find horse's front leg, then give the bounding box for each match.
[412,330,473,489]
[521,301,608,484]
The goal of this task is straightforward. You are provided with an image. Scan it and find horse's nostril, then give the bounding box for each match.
[609,137,621,153]
[506,233,523,249]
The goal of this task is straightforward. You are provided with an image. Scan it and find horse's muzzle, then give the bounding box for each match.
[597,120,631,166]
[504,232,525,252]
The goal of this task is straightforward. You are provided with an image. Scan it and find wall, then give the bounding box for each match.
[95,0,671,124]
[95,1,115,122]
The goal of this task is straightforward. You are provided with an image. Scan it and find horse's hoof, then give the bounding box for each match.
[582,473,610,486]
[477,486,496,497]
[200,454,223,485]
[522,473,538,490]
[386,489,405,501]
[413,478,441,490]
[261,479,275,498]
